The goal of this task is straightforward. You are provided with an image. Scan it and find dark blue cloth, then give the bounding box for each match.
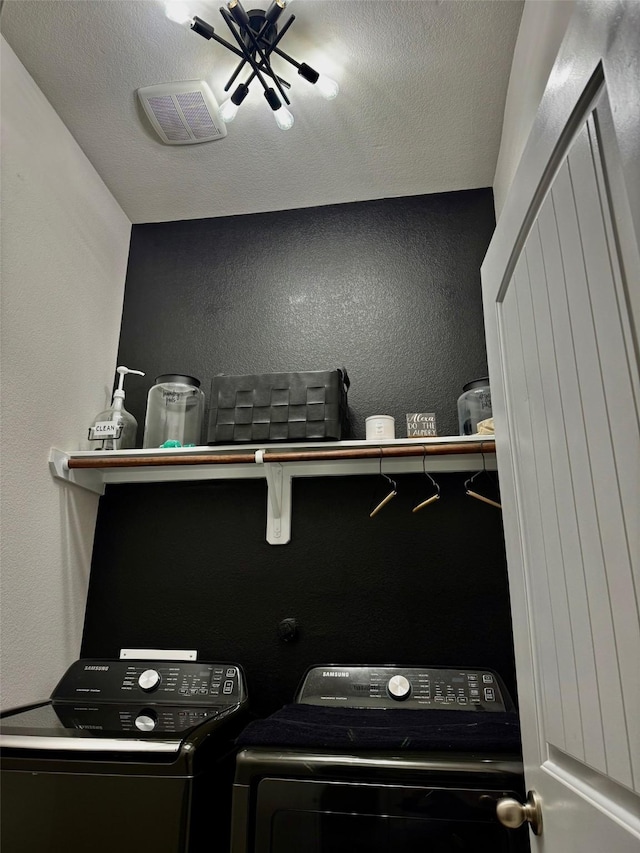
[236,704,521,752]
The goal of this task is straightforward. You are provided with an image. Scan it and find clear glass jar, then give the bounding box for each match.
[143,374,205,448]
[457,377,492,435]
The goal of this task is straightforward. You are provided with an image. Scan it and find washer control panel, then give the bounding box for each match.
[296,665,512,711]
[52,660,245,707]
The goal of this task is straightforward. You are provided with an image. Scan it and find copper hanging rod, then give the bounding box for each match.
[261,442,494,463]
[67,441,495,470]
[68,452,256,469]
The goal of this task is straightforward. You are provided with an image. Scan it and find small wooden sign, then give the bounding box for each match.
[406,412,437,438]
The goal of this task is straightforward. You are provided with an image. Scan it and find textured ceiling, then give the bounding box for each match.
[1,0,523,223]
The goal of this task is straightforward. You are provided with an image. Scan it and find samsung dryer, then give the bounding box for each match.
[231,664,529,853]
[1,658,248,853]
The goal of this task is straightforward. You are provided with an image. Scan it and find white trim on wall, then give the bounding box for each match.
[493,0,576,218]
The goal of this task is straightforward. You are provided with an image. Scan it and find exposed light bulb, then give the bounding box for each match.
[273,105,294,130]
[222,84,249,123]
[316,74,339,100]
[165,1,193,26]
[219,98,239,123]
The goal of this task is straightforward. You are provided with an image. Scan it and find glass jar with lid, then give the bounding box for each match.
[143,374,205,448]
[457,377,492,435]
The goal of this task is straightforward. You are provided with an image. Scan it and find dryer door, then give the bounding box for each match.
[252,778,529,853]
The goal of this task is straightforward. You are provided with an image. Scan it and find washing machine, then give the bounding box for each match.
[230,664,529,853]
[0,657,248,853]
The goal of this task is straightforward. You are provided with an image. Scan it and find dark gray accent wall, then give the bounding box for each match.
[116,191,493,438]
[84,474,512,717]
[82,190,516,716]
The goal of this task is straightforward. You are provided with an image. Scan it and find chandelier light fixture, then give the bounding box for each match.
[165,0,339,130]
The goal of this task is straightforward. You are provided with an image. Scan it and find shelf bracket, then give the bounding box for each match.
[255,451,292,545]
[49,448,105,495]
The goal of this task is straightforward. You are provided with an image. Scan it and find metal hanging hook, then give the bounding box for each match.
[369,449,397,518]
[412,448,441,513]
[465,440,502,509]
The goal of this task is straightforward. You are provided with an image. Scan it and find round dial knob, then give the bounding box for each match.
[134,710,158,732]
[138,669,161,692]
[387,675,411,701]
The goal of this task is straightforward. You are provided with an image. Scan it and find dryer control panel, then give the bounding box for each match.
[52,659,246,707]
[296,665,513,711]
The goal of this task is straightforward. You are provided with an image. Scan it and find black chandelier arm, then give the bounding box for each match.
[190,16,248,62]
[217,8,269,91]
[225,58,250,92]
[224,1,293,106]
[225,59,291,93]
[218,7,285,103]
[245,14,297,93]
[224,19,292,94]
[223,10,277,92]
[258,65,291,88]
[220,5,290,106]
[257,13,296,60]
[209,31,246,60]
[272,48,320,84]
[271,45,300,69]
[251,29,313,80]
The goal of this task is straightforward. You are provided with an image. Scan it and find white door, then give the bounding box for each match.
[482,2,640,850]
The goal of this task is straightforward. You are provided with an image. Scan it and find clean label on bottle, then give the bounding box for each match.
[88,421,122,440]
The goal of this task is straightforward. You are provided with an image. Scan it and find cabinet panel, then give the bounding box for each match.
[499,266,566,753]
[519,223,584,762]
[553,131,638,789]
[535,197,606,775]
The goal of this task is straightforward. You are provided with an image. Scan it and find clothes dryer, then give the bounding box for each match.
[231,664,529,853]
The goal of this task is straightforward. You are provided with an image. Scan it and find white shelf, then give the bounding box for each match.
[49,436,496,545]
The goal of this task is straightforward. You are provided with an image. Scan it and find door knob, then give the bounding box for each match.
[496,790,543,836]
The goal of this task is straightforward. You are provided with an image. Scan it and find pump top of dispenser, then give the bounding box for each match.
[113,365,145,398]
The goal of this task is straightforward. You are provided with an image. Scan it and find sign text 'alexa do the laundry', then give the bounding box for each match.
[406,413,437,438]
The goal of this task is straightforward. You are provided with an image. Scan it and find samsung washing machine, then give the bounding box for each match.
[231,665,529,853]
[0,657,248,853]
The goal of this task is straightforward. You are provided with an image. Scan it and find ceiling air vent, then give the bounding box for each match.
[137,81,227,144]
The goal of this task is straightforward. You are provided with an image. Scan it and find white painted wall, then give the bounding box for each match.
[493,0,576,217]
[0,37,131,708]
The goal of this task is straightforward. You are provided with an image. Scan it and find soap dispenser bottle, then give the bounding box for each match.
[88,366,145,450]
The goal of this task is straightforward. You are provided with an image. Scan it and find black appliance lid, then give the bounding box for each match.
[0,701,221,753]
[236,703,521,752]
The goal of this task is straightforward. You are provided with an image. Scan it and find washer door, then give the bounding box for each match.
[253,778,529,853]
